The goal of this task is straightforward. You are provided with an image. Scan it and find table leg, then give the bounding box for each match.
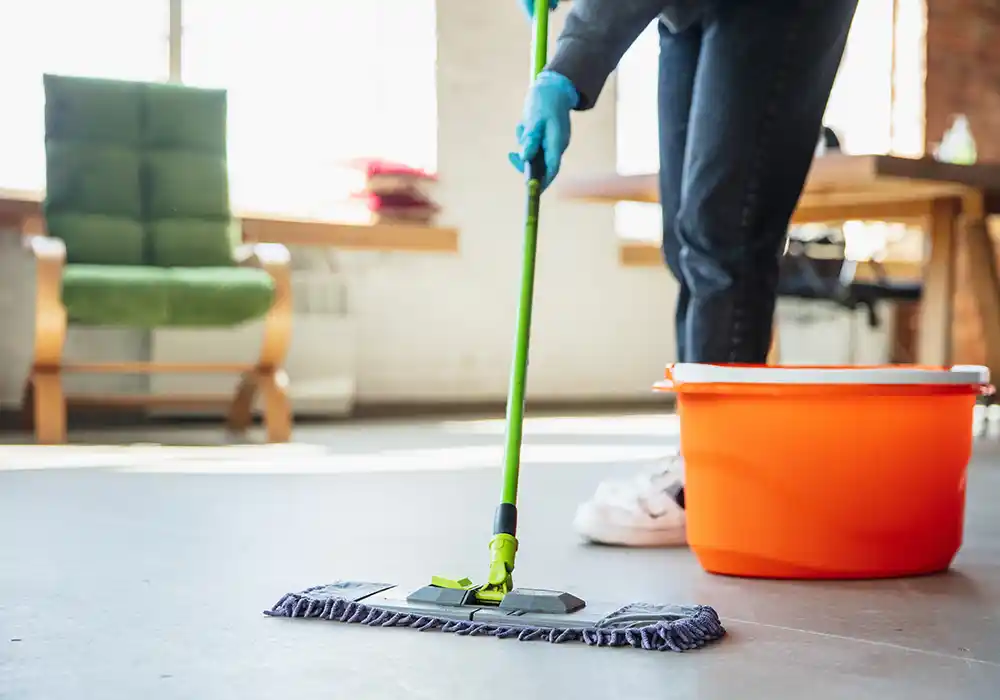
[962,191,1000,376]
[917,197,959,366]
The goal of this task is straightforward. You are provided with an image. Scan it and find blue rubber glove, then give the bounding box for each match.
[519,0,559,18]
[508,71,579,191]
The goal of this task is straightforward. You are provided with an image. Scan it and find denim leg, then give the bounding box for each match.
[658,19,702,363]
[676,0,859,363]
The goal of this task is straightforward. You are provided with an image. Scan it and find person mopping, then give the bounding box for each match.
[267,0,730,650]
[510,0,860,546]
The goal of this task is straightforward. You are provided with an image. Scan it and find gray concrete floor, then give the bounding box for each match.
[1,413,999,699]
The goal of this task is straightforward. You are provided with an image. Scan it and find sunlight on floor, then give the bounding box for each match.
[0,443,673,474]
[437,413,680,437]
[0,414,680,474]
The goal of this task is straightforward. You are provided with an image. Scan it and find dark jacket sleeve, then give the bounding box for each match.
[545,0,669,110]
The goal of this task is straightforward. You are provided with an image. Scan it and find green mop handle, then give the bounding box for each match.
[493,0,550,542]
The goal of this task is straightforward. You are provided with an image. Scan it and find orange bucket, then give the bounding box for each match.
[654,364,991,579]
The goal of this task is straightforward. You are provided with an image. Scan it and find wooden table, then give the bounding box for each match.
[559,154,1000,373]
[0,188,460,253]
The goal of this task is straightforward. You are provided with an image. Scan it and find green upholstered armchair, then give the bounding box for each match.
[20,74,293,443]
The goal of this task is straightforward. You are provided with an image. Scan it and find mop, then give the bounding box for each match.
[264,2,726,652]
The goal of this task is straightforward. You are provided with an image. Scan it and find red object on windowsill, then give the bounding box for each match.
[344,157,437,181]
[352,191,438,210]
[345,158,440,223]
[351,190,440,225]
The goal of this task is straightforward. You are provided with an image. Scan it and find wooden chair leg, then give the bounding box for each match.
[22,232,68,443]
[235,243,294,442]
[227,369,291,442]
[258,369,291,443]
[227,371,259,433]
[29,370,66,444]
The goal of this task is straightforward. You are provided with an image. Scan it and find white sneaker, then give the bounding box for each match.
[572,457,687,547]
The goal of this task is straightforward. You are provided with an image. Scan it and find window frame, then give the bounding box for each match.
[169,0,182,81]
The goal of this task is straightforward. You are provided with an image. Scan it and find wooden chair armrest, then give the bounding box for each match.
[234,242,291,269]
[235,243,292,370]
[24,233,66,263]
[23,233,67,368]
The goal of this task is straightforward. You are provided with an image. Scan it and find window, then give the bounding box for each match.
[0,0,169,192]
[0,0,438,221]
[181,0,438,219]
[614,6,895,243]
[823,1,894,156]
[614,21,660,243]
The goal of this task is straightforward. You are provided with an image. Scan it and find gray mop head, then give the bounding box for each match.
[265,582,726,652]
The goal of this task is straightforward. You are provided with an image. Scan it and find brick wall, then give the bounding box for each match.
[925,0,1000,156]
[924,0,1000,364]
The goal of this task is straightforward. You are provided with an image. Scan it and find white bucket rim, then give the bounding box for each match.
[669,364,990,386]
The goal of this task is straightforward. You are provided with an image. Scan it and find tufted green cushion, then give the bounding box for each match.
[163,267,274,326]
[44,143,143,219]
[142,85,233,267]
[43,75,273,329]
[44,74,235,268]
[62,264,170,327]
[144,151,232,266]
[144,151,230,221]
[44,74,143,147]
[46,214,145,266]
[44,75,145,265]
[147,219,237,268]
[60,265,274,328]
[144,82,227,155]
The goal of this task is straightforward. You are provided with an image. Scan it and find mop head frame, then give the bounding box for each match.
[265,581,726,652]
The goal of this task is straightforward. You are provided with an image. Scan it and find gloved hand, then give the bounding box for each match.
[519,0,559,18]
[508,70,579,191]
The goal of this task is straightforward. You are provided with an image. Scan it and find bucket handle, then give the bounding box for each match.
[652,364,677,393]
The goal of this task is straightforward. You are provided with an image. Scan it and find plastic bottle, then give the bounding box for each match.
[935,114,978,164]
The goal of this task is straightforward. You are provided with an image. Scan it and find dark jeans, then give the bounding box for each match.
[658,0,859,363]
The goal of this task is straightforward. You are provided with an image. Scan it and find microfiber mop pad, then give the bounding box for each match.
[265,582,725,652]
